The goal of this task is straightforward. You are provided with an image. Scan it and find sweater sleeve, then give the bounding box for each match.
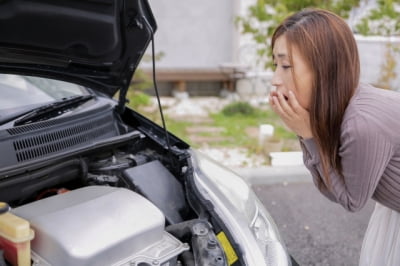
[300,138,338,202]
[300,117,394,212]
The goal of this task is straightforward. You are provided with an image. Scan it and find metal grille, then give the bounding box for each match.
[13,114,118,162]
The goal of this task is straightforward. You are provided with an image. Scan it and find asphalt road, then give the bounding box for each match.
[253,181,375,266]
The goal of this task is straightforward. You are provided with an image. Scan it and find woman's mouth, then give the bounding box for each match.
[270,91,288,101]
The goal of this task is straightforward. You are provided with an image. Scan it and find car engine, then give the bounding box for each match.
[0,103,229,266]
[13,186,189,266]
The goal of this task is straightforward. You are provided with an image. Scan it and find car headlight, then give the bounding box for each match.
[190,150,291,266]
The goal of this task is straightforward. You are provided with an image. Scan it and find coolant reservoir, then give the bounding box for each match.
[0,203,34,266]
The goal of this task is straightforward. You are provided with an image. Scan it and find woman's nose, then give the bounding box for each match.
[271,71,282,88]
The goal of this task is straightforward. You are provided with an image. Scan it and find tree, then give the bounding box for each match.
[356,0,400,36]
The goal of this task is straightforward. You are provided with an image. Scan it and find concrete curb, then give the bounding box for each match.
[232,165,312,185]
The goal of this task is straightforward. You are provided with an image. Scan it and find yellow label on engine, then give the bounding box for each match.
[217,231,238,265]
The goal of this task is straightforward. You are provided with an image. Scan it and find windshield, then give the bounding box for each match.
[0,74,89,111]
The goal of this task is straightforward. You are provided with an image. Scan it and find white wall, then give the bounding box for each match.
[143,1,400,92]
[143,0,238,69]
[356,35,400,90]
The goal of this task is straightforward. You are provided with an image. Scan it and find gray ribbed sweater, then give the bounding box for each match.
[301,83,400,212]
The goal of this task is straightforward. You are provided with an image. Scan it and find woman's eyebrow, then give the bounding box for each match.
[272,53,288,59]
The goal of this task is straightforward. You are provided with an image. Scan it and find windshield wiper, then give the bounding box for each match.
[13,95,94,126]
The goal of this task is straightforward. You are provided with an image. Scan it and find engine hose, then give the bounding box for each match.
[166,219,203,241]
[0,159,88,203]
[79,158,89,183]
[180,251,195,266]
[0,159,88,188]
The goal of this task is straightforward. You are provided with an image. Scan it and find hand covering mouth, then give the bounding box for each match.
[271,91,288,101]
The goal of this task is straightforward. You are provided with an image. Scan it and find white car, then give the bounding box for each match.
[0,1,294,265]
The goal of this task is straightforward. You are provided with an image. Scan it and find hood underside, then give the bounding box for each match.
[0,0,156,97]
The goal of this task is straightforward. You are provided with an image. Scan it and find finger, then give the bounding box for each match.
[277,91,295,117]
[269,96,275,108]
[287,90,304,113]
[270,96,278,111]
[268,93,275,107]
[271,96,287,117]
[271,97,298,131]
[268,91,275,102]
[269,91,277,103]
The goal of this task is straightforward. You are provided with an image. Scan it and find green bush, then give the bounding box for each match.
[221,101,256,116]
[127,91,151,109]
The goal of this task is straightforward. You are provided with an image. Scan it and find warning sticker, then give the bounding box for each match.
[217,231,239,265]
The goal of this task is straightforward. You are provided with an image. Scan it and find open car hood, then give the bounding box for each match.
[0,0,156,100]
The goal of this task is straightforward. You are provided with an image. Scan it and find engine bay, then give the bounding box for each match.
[13,186,189,266]
[0,104,229,266]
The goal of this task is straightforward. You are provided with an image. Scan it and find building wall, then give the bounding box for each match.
[143,0,238,69]
[356,35,400,90]
[142,1,400,95]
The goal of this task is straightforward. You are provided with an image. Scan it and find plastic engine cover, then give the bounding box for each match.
[12,186,187,266]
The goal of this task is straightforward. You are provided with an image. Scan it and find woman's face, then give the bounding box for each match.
[271,35,313,110]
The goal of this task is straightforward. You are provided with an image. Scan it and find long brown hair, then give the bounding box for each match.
[271,9,360,186]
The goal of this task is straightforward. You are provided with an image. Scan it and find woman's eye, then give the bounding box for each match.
[272,63,291,70]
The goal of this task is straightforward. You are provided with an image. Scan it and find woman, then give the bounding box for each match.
[269,8,400,266]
